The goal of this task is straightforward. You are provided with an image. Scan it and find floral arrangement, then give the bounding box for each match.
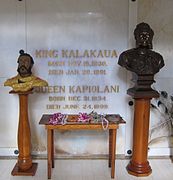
[48,111,122,130]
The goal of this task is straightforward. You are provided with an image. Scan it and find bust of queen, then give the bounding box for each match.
[118,22,164,97]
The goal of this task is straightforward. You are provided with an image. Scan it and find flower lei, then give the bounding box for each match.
[49,113,68,125]
[78,111,109,130]
[48,111,120,131]
[89,111,109,130]
[77,112,91,123]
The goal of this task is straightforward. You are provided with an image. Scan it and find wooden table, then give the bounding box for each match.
[39,114,125,179]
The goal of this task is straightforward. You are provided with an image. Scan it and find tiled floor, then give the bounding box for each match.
[0,159,173,180]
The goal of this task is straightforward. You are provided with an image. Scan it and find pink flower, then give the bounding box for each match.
[78,113,91,123]
[49,113,67,125]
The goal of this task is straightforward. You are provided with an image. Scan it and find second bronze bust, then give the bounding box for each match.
[118,22,164,75]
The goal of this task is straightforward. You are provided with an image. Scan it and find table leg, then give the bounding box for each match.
[111,129,117,179]
[51,130,54,168]
[109,129,113,168]
[47,129,52,179]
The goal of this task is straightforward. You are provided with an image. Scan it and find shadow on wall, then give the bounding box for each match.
[149,90,173,158]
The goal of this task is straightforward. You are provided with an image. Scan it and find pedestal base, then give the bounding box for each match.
[11,163,38,176]
[126,160,152,177]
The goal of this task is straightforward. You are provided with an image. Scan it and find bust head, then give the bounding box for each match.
[17,50,34,77]
[134,22,154,49]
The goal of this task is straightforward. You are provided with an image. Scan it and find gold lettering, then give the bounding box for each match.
[35,50,42,58]
[83,50,89,58]
[48,61,65,66]
[49,96,65,101]
[104,85,119,93]
[48,50,58,58]
[35,50,58,58]
[97,50,104,58]
[69,50,76,58]
[46,104,61,109]
[104,86,110,93]
[63,104,79,109]
[104,50,111,57]
[90,50,96,58]
[68,85,119,93]
[35,86,65,93]
[36,49,118,58]
[62,50,68,58]
[53,86,65,93]
[68,96,81,101]
[49,69,64,75]
[111,50,118,58]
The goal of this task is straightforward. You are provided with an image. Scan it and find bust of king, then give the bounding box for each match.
[4,50,48,92]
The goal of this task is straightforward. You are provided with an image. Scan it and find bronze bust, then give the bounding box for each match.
[118,23,165,98]
[4,50,48,92]
[17,50,34,78]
